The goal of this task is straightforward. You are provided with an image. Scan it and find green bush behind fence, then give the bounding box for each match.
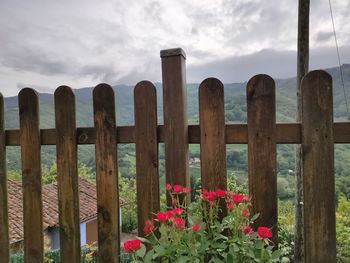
[10,248,132,263]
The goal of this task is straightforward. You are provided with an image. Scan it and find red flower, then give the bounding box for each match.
[227,203,234,210]
[175,218,185,229]
[166,210,175,219]
[124,239,141,254]
[173,185,183,193]
[257,227,272,239]
[183,187,191,193]
[172,208,184,215]
[216,189,226,198]
[242,209,250,217]
[143,219,155,235]
[244,226,253,235]
[157,212,167,222]
[232,194,245,204]
[166,184,172,191]
[192,223,200,232]
[202,190,217,202]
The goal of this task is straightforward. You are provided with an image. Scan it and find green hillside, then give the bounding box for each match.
[3,65,350,199]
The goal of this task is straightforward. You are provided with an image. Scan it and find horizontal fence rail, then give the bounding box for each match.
[0,48,337,263]
[4,122,350,145]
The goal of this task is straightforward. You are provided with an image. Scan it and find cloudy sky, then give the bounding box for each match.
[0,0,349,96]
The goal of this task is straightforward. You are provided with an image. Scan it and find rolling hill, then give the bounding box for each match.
[3,65,350,198]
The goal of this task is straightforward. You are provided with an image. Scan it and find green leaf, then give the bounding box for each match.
[251,213,260,221]
[271,250,282,260]
[143,250,155,263]
[136,244,146,258]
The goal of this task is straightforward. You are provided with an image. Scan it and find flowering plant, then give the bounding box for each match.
[124,184,281,262]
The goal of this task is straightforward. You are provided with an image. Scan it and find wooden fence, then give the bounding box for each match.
[0,48,341,262]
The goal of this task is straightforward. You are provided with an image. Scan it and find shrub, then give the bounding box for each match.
[337,196,350,262]
[125,184,282,262]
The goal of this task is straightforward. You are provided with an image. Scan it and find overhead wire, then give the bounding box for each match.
[328,0,350,120]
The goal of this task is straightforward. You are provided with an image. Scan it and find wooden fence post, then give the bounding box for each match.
[0,93,9,263]
[55,86,81,263]
[247,75,278,244]
[302,70,336,262]
[160,48,189,205]
[199,78,227,218]
[134,81,160,236]
[19,88,44,263]
[93,84,120,263]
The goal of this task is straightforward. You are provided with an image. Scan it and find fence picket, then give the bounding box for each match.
[302,70,336,262]
[93,84,120,263]
[18,88,44,263]
[0,93,9,263]
[199,78,227,218]
[54,86,81,263]
[161,48,190,205]
[134,81,160,237]
[246,75,278,243]
[0,54,342,260]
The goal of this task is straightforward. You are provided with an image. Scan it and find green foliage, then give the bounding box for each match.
[278,201,295,262]
[277,177,294,200]
[8,162,95,184]
[119,175,137,233]
[335,176,350,200]
[225,94,247,123]
[129,185,281,262]
[336,196,350,262]
[41,163,57,184]
[10,246,132,263]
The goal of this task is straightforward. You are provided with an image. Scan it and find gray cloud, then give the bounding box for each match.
[316,31,334,42]
[0,0,349,96]
[187,45,350,83]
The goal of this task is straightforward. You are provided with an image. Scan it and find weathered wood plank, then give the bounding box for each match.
[302,70,336,262]
[93,84,120,263]
[54,86,81,263]
[5,122,350,145]
[161,48,190,205]
[0,93,9,263]
[247,75,278,243]
[199,78,227,218]
[199,80,226,184]
[18,88,44,263]
[134,81,160,237]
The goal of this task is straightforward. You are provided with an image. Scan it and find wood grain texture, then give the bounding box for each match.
[302,70,336,263]
[0,93,9,263]
[54,86,81,263]
[199,78,227,218]
[247,75,278,243]
[161,50,190,205]
[5,122,350,145]
[93,84,120,263]
[18,88,44,263]
[199,78,227,185]
[134,81,160,237]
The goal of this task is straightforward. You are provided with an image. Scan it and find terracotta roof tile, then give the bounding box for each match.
[7,178,110,243]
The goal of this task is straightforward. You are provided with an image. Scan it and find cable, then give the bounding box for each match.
[328,0,350,120]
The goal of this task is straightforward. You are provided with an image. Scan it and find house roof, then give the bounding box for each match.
[8,177,115,243]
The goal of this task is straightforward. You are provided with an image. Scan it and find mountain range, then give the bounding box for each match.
[3,65,350,188]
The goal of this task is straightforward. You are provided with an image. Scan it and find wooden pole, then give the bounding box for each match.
[55,86,81,263]
[302,71,336,263]
[134,81,160,236]
[295,0,309,262]
[160,48,190,206]
[0,93,9,263]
